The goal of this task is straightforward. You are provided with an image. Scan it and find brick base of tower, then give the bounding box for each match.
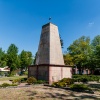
[28,64,72,84]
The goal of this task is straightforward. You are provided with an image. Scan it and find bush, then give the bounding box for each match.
[60,78,74,85]
[51,82,58,87]
[12,79,21,84]
[80,78,88,83]
[51,78,74,88]
[70,84,91,91]
[20,78,27,83]
[0,83,10,87]
[73,75,100,82]
[0,83,17,87]
[27,77,37,85]
[51,81,66,88]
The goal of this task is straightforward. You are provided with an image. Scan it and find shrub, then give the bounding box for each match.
[23,71,28,75]
[0,83,10,87]
[20,78,27,83]
[12,79,21,84]
[27,77,37,85]
[60,78,74,85]
[70,84,91,91]
[73,75,100,82]
[0,83,17,87]
[80,78,88,83]
[51,82,58,87]
[51,78,74,88]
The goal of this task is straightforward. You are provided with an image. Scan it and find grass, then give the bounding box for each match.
[0,75,27,81]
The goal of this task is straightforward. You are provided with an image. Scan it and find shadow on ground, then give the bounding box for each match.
[25,86,100,100]
[88,83,100,89]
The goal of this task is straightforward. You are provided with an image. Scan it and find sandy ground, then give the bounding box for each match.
[0,83,100,100]
[0,80,12,84]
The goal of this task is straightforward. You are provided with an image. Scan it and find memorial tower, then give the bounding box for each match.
[28,23,72,84]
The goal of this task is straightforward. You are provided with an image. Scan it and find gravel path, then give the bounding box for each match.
[0,83,100,100]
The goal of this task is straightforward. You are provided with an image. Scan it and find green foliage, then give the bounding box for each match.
[36,80,46,84]
[67,36,91,70]
[12,78,21,84]
[19,50,33,71]
[91,35,100,69]
[51,78,74,88]
[7,44,19,72]
[8,71,17,77]
[23,71,28,75]
[60,78,74,85]
[12,77,27,83]
[33,52,37,65]
[73,75,100,82]
[0,83,17,87]
[91,35,100,46]
[0,48,7,67]
[20,78,27,83]
[60,34,64,48]
[63,53,74,65]
[0,83,10,87]
[51,81,66,87]
[70,84,91,91]
[27,77,37,85]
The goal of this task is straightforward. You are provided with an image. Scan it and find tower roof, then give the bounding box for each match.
[42,22,57,28]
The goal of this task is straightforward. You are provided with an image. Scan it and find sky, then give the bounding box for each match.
[0,0,100,55]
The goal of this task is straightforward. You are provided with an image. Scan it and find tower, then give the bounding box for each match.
[36,23,64,65]
[28,23,72,84]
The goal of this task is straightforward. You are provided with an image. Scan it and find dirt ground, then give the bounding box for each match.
[0,82,100,100]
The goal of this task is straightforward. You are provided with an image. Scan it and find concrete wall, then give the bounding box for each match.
[28,66,49,81]
[28,65,72,84]
[50,23,64,65]
[28,66,37,78]
[36,25,50,64]
[62,67,72,78]
[38,66,49,81]
[49,66,62,84]
[49,66,72,84]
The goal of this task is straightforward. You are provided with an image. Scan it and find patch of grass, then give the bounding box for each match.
[70,84,91,91]
[0,75,27,81]
[0,83,17,87]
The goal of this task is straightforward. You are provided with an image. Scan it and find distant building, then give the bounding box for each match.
[0,66,10,76]
[0,66,10,71]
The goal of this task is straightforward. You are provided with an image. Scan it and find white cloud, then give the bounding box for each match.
[88,22,94,27]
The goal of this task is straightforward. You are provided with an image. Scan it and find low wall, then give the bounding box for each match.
[28,64,72,84]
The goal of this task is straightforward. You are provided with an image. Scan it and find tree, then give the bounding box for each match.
[91,35,100,68]
[95,45,100,67]
[7,44,19,72]
[91,35,100,46]
[67,36,91,73]
[19,50,33,71]
[0,48,7,67]
[60,34,64,48]
[33,52,37,65]
[63,53,74,65]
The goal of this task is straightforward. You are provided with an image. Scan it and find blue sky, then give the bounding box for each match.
[0,0,100,55]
